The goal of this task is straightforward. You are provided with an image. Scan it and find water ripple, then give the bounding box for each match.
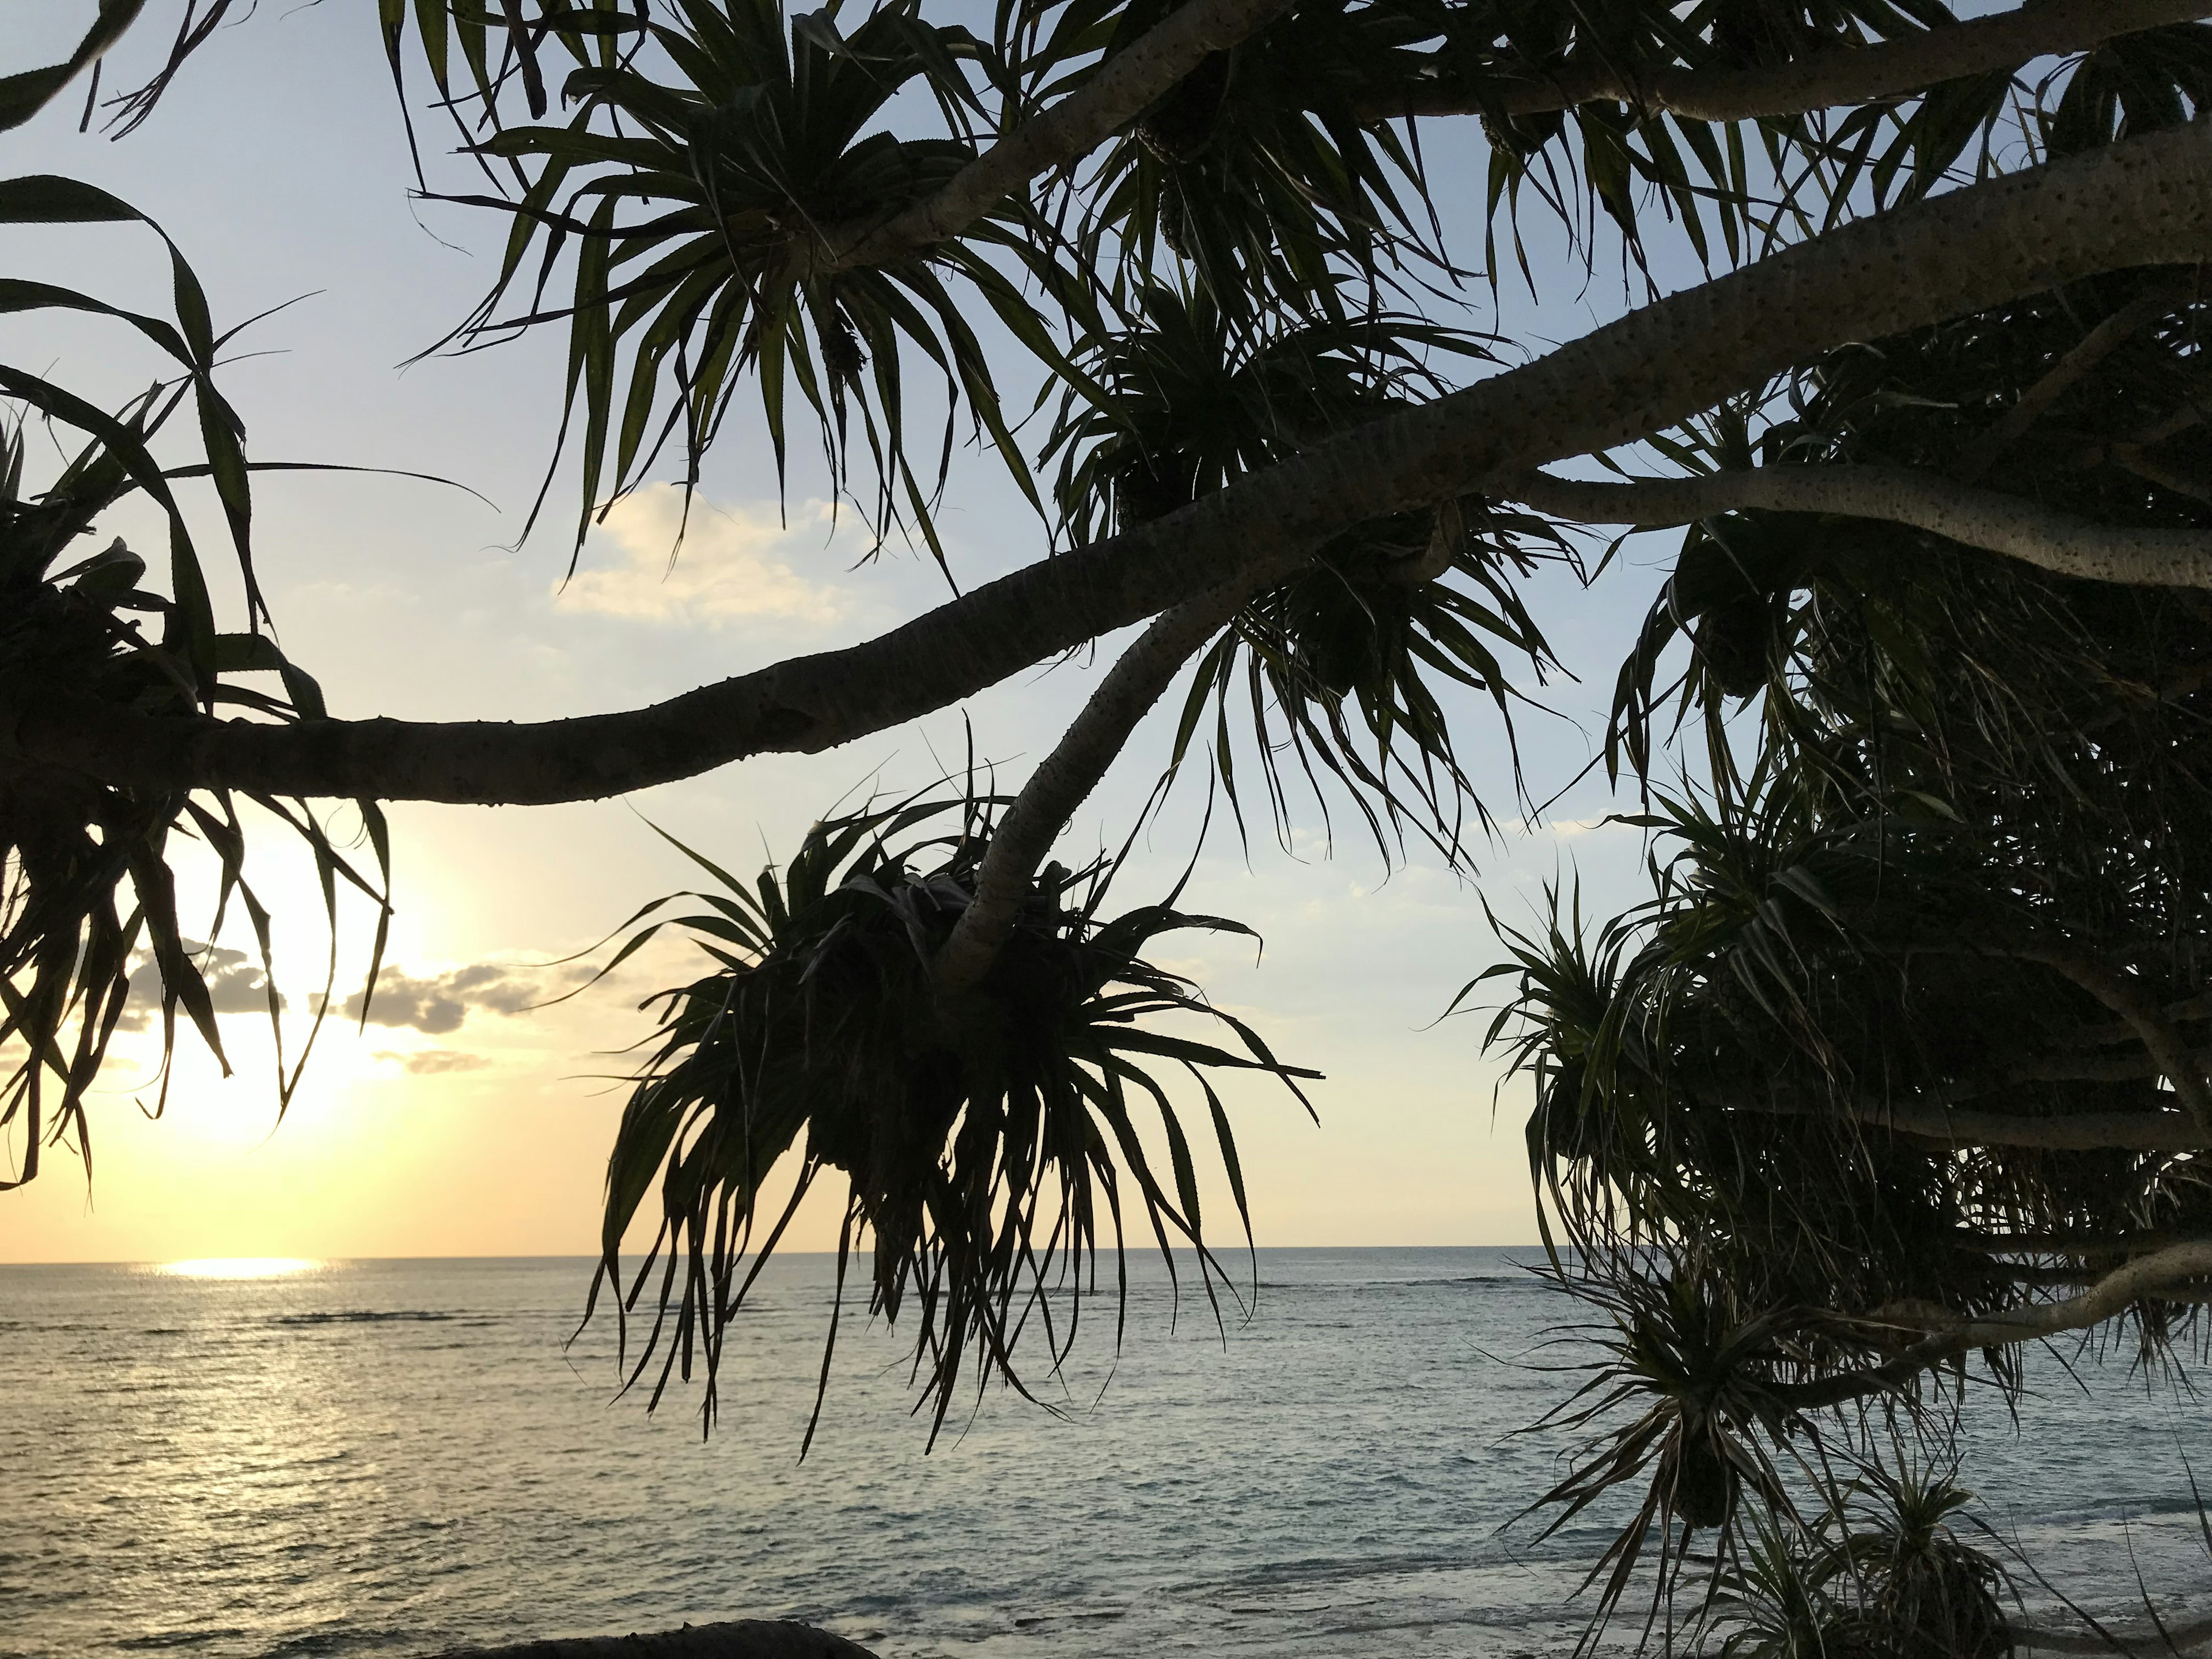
[2,1253,2205,1659]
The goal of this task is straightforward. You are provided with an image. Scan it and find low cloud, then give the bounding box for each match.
[375,1049,490,1076]
[557,486,850,627]
[119,946,283,1030]
[342,964,542,1035]
[1513,815,1626,840]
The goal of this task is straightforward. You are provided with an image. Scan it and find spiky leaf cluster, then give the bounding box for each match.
[0,145,393,1192]
[1044,279,1561,852]
[362,1,2211,582]
[590,796,1315,1440]
[441,0,1094,566]
[1711,1463,2013,1659]
[0,369,388,1192]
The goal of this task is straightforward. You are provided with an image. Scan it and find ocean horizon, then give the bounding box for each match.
[3,1249,2205,1658]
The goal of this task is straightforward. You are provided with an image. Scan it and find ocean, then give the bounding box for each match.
[1,1251,2205,1658]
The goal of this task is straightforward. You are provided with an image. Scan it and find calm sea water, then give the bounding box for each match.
[1,1251,2205,1658]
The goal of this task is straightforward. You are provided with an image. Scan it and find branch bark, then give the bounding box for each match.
[2111,444,2212,505]
[2061,990,2212,1049]
[823,0,1293,271]
[1717,1092,2210,1153]
[1878,935,2212,1135]
[1897,1239,2212,1349]
[2002,944,2212,1136]
[1948,1225,2212,1259]
[1953,279,2196,481]
[931,576,1267,1001]
[18,120,2212,805]
[1787,1238,2212,1407]
[1360,0,2212,126]
[1497,464,2212,589]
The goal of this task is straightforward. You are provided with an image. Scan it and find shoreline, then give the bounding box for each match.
[424,1610,2212,1659]
[2020,1613,2212,1656]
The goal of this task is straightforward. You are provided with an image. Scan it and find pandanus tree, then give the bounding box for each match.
[1479,277,2212,1639]
[7,0,2212,1645]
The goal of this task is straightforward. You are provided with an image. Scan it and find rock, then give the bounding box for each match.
[429,1620,880,1659]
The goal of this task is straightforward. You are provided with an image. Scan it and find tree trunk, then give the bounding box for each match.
[1499,465,2212,588]
[18,122,2212,806]
[1361,0,2212,125]
[824,0,1295,270]
[931,576,1265,999]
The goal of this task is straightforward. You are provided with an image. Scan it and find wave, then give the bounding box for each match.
[115,1629,248,1650]
[263,1310,453,1326]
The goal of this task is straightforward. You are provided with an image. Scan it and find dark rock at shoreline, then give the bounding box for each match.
[429,1622,879,1659]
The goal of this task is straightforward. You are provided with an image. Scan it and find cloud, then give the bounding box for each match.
[442,962,542,1015]
[1510,815,1627,840]
[342,964,541,1035]
[556,486,850,627]
[1546,816,1619,840]
[119,946,283,1030]
[374,1049,490,1075]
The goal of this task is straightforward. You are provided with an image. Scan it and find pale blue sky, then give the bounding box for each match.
[1,0,1691,1262]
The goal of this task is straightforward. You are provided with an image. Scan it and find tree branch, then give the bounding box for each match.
[1953,279,2196,482]
[2061,990,2212,1049]
[1717,1091,2210,1153]
[18,120,2212,805]
[1897,1239,2212,1349]
[1872,936,2212,1134]
[931,577,1267,1001]
[1948,1226,2212,1260]
[2111,444,2212,506]
[1496,464,2212,589]
[1786,1239,2212,1407]
[1359,0,2212,126]
[2002,944,2212,1136]
[823,0,1294,271]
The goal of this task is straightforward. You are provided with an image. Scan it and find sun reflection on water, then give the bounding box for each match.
[153,1257,325,1279]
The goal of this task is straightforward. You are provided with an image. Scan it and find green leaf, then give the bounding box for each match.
[0,0,147,134]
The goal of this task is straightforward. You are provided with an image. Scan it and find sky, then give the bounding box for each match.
[0,0,1684,1264]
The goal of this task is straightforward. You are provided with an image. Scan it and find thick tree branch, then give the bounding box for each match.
[1700,1041,2200,1104]
[823,0,1293,271]
[1953,279,2196,481]
[2062,990,2212,1049]
[1717,1091,2210,1152]
[1879,935,2212,1133]
[17,120,2212,805]
[1361,0,2212,126]
[1897,1239,2212,1349]
[2111,445,2212,505]
[1786,1239,2212,1408]
[932,577,1267,1002]
[2002,944,2212,1136]
[1949,1226,2212,1260]
[1974,1051,2177,1089]
[1497,464,2212,588]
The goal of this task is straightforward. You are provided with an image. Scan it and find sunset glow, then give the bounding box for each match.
[154,1257,325,1280]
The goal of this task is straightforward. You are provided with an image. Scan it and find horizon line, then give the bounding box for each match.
[0,1243,1551,1268]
